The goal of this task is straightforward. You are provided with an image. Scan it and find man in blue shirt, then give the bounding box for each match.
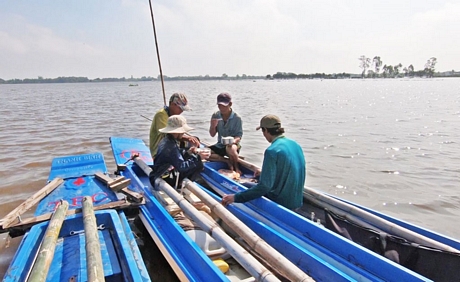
[221,115,306,210]
[209,93,243,174]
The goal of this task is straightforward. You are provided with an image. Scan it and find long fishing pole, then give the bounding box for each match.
[148,0,167,106]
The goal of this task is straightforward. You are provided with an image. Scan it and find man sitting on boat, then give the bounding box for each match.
[221,115,306,210]
[149,93,200,158]
[149,115,210,189]
[208,92,243,175]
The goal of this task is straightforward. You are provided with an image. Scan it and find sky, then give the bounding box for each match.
[1,0,459,80]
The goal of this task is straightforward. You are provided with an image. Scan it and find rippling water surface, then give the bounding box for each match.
[0,79,459,273]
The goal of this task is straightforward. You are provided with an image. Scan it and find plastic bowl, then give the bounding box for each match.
[221,136,234,145]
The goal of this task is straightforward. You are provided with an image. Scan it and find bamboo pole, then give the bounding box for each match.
[229,158,460,253]
[154,177,279,282]
[132,157,280,282]
[1,200,144,236]
[2,178,64,228]
[27,200,69,282]
[183,179,314,282]
[148,0,167,106]
[82,196,105,282]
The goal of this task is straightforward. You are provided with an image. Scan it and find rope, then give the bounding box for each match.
[148,0,167,106]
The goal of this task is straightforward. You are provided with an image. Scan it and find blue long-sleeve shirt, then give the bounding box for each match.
[234,135,306,210]
[152,134,202,178]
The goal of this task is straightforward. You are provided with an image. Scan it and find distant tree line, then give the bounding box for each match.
[162,73,265,81]
[357,56,445,78]
[265,72,353,80]
[0,76,156,84]
[2,59,459,84]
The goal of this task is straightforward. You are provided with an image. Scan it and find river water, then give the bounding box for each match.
[0,78,459,274]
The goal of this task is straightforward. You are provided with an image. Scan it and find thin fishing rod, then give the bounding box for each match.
[148,0,167,106]
[141,114,152,121]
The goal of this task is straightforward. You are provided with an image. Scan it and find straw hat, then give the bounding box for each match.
[159,115,193,134]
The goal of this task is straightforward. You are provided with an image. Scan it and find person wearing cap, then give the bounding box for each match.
[208,93,243,174]
[149,93,200,158]
[221,115,306,210]
[149,115,210,189]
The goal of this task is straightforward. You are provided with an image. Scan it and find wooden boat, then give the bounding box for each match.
[1,153,150,282]
[200,160,460,282]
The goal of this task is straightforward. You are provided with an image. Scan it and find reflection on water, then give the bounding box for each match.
[0,79,459,275]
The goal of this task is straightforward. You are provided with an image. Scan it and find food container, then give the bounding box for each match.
[197,148,211,154]
[221,136,234,145]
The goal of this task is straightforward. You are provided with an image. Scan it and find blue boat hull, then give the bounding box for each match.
[109,137,230,282]
[201,161,460,282]
[3,152,150,282]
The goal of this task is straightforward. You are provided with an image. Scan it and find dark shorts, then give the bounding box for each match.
[209,143,241,157]
[209,144,227,157]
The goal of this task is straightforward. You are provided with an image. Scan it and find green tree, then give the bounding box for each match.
[394,63,402,77]
[424,57,437,77]
[358,55,371,78]
[373,56,382,77]
[408,65,414,77]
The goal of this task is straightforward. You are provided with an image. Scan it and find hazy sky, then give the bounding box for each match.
[1,0,459,79]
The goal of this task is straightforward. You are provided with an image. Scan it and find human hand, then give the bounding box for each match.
[221,194,235,206]
[210,118,221,128]
[185,135,201,147]
[197,148,211,159]
[254,168,261,177]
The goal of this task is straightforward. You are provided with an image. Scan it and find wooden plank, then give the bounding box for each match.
[1,178,64,229]
[94,172,113,184]
[95,172,126,187]
[118,188,143,203]
[0,200,145,236]
[109,179,131,192]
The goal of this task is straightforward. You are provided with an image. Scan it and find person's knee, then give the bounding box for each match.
[226,146,238,157]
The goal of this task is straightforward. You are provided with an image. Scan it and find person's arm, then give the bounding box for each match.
[234,152,276,203]
[181,134,200,147]
[209,112,220,137]
[232,116,243,144]
[168,145,202,176]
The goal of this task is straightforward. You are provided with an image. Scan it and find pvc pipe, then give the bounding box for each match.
[303,188,459,253]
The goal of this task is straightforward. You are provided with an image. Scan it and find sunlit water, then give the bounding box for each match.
[0,79,459,274]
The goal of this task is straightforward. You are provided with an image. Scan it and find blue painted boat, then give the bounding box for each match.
[108,137,460,282]
[109,137,254,281]
[201,160,460,282]
[2,153,151,282]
